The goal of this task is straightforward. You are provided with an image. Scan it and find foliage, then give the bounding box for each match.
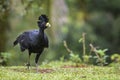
[0,52,11,65]
[79,33,89,63]
[89,45,109,66]
[82,55,90,64]
[109,54,120,74]
[66,0,120,53]
[0,0,11,52]
[64,33,110,66]
[69,53,81,65]
[111,53,120,62]
[78,33,109,65]
[0,61,119,80]
[63,41,81,66]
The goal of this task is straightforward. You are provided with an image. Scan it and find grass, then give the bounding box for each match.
[0,61,119,80]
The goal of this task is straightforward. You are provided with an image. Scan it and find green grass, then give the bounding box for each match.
[0,61,119,80]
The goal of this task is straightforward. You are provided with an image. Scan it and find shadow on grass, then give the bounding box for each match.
[61,64,88,68]
[11,67,55,73]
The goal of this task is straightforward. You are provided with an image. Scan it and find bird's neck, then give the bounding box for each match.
[39,28,44,40]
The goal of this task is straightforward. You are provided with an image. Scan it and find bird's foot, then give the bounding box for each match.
[25,63,31,70]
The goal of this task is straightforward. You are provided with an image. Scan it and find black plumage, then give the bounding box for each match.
[13,14,51,72]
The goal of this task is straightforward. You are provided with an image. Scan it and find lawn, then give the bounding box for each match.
[0,61,119,80]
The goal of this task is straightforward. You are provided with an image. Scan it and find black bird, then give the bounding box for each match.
[13,14,51,72]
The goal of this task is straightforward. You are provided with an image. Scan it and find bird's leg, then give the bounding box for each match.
[26,51,31,70]
[36,63,38,73]
[35,53,41,73]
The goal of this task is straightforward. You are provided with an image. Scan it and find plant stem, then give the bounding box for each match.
[89,44,103,66]
[63,41,73,54]
[82,33,86,62]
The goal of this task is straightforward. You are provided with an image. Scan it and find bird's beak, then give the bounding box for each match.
[46,22,51,28]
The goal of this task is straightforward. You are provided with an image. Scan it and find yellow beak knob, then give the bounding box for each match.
[46,22,51,27]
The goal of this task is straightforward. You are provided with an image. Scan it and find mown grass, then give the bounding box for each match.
[0,61,119,80]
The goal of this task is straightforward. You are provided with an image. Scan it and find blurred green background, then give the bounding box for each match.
[0,0,120,66]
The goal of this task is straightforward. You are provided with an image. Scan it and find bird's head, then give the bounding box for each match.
[37,14,51,30]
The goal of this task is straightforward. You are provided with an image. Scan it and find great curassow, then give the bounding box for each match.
[13,14,51,72]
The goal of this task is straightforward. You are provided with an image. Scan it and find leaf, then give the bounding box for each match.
[96,49,106,56]
[103,49,108,52]
[78,38,83,43]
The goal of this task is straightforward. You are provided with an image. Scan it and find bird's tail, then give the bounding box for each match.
[13,35,22,46]
[13,39,18,46]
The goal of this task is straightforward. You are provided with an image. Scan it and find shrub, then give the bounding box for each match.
[0,52,11,66]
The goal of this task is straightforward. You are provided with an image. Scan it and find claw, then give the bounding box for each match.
[26,63,31,69]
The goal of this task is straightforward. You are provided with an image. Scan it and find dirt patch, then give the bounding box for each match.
[61,64,88,68]
[38,69,54,73]
[11,68,27,72]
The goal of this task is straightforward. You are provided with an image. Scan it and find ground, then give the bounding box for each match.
[0,61,119,80]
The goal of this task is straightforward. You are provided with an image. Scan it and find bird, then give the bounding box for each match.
[13,14,51,72]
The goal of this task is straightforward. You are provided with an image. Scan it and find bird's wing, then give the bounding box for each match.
[13,31,31,51]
